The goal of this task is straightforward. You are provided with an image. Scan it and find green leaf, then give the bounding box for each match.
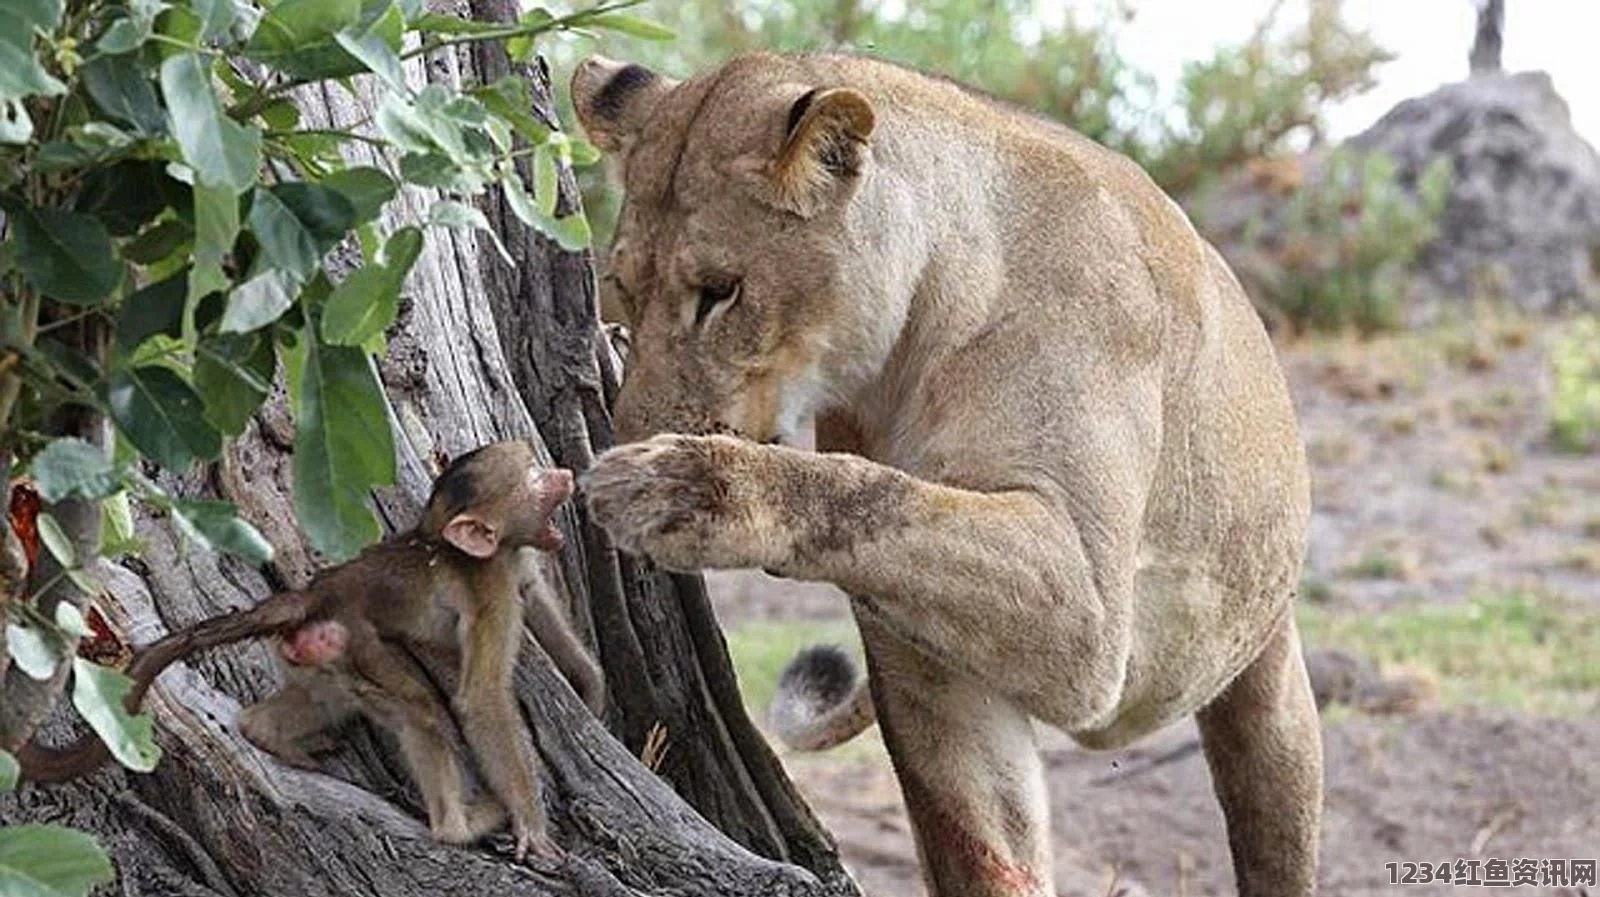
[37,512,78,569]
[259,99,300,131]
[427,199,512,265]
[290,333,393,560]
[160,52,261,192]
[171,499,273,563]
[247,183,355,281]
[243,0,362,79]
[0,100,36,145]
[189,181,239,317]
[97,0,170,54]
[155,3,202,57]
[71,658,162,772]
[102,491,137,553]
[193,332,273,434]
[74,161,171,237]
[321,166,395,225]
[542,212,591,251]
[6,0,65,45]
[0,824,115,897]
[220,268,296,333]
[471,76,551,145]
[0,7,67,108]
[36,339,103,392]
[533,143,558,218]
[28,140,95,171]
[5,202,121,305]
[320,227,419,346]
[122,219,192,265]
[116,271,186,353]
[333,1,406,92]
[30,439,121,504]
[107,365,222,471]
[318,267,393,347]
[191,0,235,41]
[500,172,590,251]
[504,8,552,63]
[566,137,602,167]
[51,608,88,645]
[81,54,166,135]
[4,622,59,680]
[0,749,17,792]
[398,151,478,190]
[374,92,436,154]
[586,12,673,40]
[35,512,100,594]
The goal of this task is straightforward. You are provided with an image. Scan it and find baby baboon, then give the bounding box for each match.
[19,441,603,859]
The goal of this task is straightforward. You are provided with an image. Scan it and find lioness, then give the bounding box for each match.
[575,52,1318,897]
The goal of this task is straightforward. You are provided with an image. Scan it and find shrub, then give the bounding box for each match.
[1549,316,1600,453]
[1263,149,1451,334]
[557,0,1391,247]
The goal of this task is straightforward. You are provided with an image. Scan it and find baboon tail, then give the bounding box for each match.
[766,644,876,751]
[16,590,316,783]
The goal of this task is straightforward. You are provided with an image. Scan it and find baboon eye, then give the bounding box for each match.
[694,277,741,327]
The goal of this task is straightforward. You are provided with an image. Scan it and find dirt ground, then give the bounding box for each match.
[703,317,1600,896]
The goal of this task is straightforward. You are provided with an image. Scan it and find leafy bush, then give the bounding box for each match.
[1149,0,1390,193]
[1254,149,1451,334]
[0,0,663,879]
[556,0,1391,245]
[1550,316,1600,453]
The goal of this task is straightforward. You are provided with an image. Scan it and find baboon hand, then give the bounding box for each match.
[582,434,778,571]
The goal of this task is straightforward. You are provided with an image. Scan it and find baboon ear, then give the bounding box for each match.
[442,513,500,559]
[744,87,875,217]
[571,55,677,152]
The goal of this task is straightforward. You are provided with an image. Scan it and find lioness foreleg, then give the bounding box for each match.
[861,615,1053,897]
[1196,613,1322,897]
[583,433,1132,730]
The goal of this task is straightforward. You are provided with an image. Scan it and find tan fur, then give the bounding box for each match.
[575,52,1319,896]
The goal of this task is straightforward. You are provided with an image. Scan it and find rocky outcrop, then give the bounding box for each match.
[1346,71,1600,312]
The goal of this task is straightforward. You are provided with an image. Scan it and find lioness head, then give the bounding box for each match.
[572,54,906,445]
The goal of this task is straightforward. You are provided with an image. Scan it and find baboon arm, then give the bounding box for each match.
[521,581,605,715]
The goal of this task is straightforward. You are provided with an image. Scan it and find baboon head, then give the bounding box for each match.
[572,53,906,445]
[421,441,573,557]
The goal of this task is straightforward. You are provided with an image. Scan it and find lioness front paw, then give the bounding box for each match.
[582,434,774,571]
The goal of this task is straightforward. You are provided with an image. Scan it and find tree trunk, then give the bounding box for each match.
[1469,0,1504,76]
[0,8,860,896]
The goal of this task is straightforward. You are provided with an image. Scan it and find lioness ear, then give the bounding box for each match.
[752,87,876,217]
[571,55,677,152]
[442,513,500,559]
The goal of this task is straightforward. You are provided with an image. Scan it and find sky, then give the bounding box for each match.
[1072,0,1600,145]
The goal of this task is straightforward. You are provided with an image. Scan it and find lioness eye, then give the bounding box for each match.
[694,278,742,326]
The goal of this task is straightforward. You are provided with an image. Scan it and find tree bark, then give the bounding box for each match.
[1469,0,1504,76]
[0,9,859,896]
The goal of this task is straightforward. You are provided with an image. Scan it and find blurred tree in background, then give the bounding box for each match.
[552,0,1392,246]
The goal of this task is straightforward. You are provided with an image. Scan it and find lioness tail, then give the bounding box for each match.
[766,644,876,751]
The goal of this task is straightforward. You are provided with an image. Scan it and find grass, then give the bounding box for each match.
[1549,316,1600,453]
[719,593,1599,756]
[723,618,889,762]
[1298,594,1600,717]
[1343,549,1413,581]
[724,619,863,714]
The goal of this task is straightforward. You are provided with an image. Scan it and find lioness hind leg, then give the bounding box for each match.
[861,617,1052,897]
[1196,612,1323,897]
